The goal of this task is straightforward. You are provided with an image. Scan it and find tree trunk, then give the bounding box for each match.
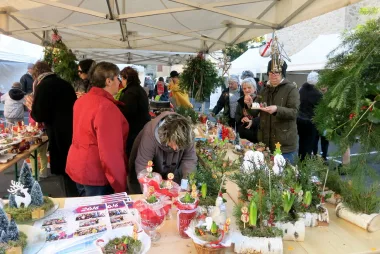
[336,203,380,232]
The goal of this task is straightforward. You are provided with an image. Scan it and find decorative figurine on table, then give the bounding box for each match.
[241,206,249,229]
[273,142,286,174]
[4,163,55,222]
[224,218,231,233]
[166,173,174,189]
[191,184,198,199]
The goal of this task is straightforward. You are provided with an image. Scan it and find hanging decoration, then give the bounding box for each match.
[43,29,78,83]
[180,52,223,102]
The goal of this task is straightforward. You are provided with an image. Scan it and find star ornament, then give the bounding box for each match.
[275,142,281,150]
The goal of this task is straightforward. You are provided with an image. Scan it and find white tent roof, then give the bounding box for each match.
[286,34,341,71]
[0,0,361,64]
[0,34,43,63]
[230,33,342,74]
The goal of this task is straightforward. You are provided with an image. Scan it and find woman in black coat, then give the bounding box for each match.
[118,67,151,157]
[30,61,78,196]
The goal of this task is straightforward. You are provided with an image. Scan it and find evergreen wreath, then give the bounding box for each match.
[43,29,78,83]
[314,15,380,152]
[180,52,223,102]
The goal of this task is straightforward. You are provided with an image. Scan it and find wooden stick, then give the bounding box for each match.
[321,168,329,204]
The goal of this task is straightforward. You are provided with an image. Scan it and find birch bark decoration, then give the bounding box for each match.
[275,220,305,241]
[336,203,380,232]
[233,233,283,254]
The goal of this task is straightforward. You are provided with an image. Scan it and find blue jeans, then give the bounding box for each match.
[282,151,297,165]
[76,183,114,197]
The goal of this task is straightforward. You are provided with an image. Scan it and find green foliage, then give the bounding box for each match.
[222,42,249,62]
[44,29,78,83]
[314,17,380,152]
[30,182,44,206]
[8,195,16,209]
[176,106,199,124]
[0,231,27,254]
[104,235,142,254]
[0,209,8,234]
[19,163,35,194]
[180,53,223,101]
[359,7,380,15]
[6,220,18,241]
[4,197,54,223]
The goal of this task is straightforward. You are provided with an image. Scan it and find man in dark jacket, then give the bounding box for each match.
[297,71,323,160]
[251,60,299,164]
[30,61,77,196]
[211,75,244,127]
[128,112,197,194]
[20,63,34,94]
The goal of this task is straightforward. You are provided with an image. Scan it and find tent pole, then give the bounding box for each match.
[0,12,9,33]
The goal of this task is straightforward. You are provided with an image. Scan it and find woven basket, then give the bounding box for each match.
[193,241,226,254]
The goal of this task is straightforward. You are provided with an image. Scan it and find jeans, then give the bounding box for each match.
[76,183,114,197]
[282,151,297,165]
[313,134,329,160]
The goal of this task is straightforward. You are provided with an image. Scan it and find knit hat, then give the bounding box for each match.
[307,71,319,85]
[228,74,240,84]
[241,70,254,80]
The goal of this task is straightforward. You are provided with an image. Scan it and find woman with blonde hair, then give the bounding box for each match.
[168,71,192,108]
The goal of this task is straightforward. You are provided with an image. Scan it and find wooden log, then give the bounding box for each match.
[336,203,380,232]
[232,232,283,254]
[275,220,305,241]
[298,206,329,227]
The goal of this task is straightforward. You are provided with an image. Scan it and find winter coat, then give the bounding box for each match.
[254,79,300,153]
[298,82,322,120]
[118,83,151,156]
[66,87,129,193]
[73,78,91,93]
[20,73,33,94]
[235,96,260,143]
[212,87,244,120]
[1,88,25,119]
[128,111,197,194]
[168,81,192,108]
[31,74,77,175]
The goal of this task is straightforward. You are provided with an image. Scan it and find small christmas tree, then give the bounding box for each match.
[273,142,282,155]
[0,230,9,243]
[8,194,17,208]
[6,219,19,241]
[30,182,44,206]
[0,208,9,233]
[19,162,35,194]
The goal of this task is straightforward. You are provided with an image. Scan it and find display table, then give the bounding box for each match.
[0,136,48,180]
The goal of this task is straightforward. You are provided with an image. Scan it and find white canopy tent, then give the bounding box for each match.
[0,0,361,64]
[229,33,342,75]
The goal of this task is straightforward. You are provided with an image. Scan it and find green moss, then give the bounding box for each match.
[4,197,54,223]
[104,235,142,254]
[199,196,217,207]
[0,231,27,254]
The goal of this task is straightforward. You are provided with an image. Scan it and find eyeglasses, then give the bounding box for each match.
[78,70,83,74]
[270,71,281,75]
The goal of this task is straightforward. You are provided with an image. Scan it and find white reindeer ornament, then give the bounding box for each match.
[7,180,31,208]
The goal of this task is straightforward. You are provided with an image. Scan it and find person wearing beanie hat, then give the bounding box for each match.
[168,70,192,108]
[73,59,96,98]
[211,74,244,127]
[1,82,25,124]
[297,71,323,160]
[250,59,299,164]
[19,63,34,94]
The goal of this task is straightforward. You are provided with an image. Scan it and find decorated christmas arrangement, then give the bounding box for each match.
[95,225,150,254]
[230,142,330,253]
[0,207,27,254]
[195,138,242,207]
[137,161,163,195]
[4,163,55,222]
[174,191,199,239]
[133,187,171,242]
[43,29,78,83]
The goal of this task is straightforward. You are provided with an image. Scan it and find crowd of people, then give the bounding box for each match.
[1,58,328,197]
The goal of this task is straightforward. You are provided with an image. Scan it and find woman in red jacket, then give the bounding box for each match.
[66,62,129,196]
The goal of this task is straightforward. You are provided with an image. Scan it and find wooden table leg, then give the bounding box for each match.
[15,162,18,181]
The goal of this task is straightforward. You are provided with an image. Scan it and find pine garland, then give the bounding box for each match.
[314,17,380,153]
[180,53,223,102]
[43,29,78,83]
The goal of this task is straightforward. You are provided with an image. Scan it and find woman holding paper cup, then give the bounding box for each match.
[235,78,260,143]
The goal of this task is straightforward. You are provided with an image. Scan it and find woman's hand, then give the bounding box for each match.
[245,119,253,129]
[24,94,34,111]
[261,105,277,114]
[241,117,250,123]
